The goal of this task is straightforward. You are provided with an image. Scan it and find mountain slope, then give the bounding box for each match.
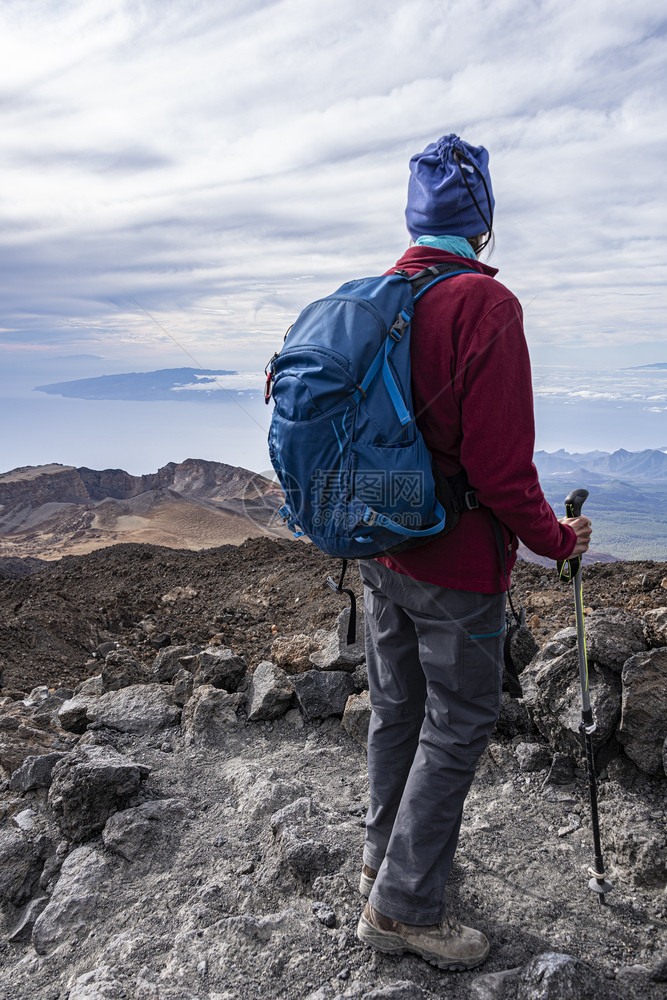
[0,460,285,560]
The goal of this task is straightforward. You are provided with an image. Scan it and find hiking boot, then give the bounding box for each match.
[357,902,489,971]
[359,864,377,897]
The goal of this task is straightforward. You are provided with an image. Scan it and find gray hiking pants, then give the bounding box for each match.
[359,559,506,925]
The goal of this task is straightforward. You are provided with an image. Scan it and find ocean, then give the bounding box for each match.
[0,365,665,477]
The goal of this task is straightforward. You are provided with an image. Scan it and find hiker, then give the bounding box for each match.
[355,134,592,969]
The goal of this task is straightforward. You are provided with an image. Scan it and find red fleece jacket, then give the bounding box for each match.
[378,246,576,592]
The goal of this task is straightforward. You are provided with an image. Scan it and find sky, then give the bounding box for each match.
[0,0,666,477]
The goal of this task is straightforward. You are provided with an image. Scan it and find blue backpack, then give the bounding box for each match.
[264,262,478,560]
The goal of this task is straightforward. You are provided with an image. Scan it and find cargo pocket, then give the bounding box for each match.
[459,619,505,699]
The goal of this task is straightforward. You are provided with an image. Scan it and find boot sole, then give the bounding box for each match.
[356,913,489,971]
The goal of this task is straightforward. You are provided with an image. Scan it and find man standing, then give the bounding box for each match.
[356,134,591,970]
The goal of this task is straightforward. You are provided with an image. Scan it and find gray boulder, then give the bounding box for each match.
[529,649,621,756]
[172,667,195,706]
[86,683,181,734]
[48,745,150,842]
[353,660,369,691]
[584,608,647,673]
[0,699,76,776]
[9,751,67,792]
[75,674,104,696]
[471,968,521,999]
[514,742,551,773]
[495,691,535,737]
[271,633,321,674]
[278,827,344,881]
[195,646,247,691]
[292,670,356,721]
[246,661,294,721]
[0,827,44,906]
[618,647,667,774]
[517,951,618,999]
[101,647,151,691]
[181,684,244,745]
[519,633,576,710]
[67,966,125,1000]
[309,608,366,672]
[152,643,199,683]
[102,798,188,862]
[58,693,96,733]
[32,846,109,954]
[606,802,666,888]
[644,607,667,647]
[341,690,372,746]
[7,895,49,944]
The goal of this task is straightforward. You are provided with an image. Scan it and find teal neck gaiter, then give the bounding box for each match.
[413,233,477,260]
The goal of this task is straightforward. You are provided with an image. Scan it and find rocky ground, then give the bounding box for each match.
[1,538,666,695]
[0,540,665,1000]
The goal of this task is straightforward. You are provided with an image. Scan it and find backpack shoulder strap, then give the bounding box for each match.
[409,262,479,300]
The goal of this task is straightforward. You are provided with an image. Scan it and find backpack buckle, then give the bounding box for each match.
[389,310,411,341]
[463,490,479,510]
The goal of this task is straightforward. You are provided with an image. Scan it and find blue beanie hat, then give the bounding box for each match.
[405,133,494,239]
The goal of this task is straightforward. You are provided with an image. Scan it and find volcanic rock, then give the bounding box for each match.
[194,645,247,691]
[6,894,49,944]
[9,751,67,792]
[172,666,195,706]
[102,798,189,862]
[0,536,664,1000]
[517,951,619,999]
[644,607,667,646]
[291,670,356,721]
[271,633,321,674]
[309,608,366,672]
[526,648,621,756]
[246,661,294,720]
[341,690,372,746]
[0,827,44,906]
[584,608,647,672]
[58,693,96,733]
[181,684,244,744]
[0,699,76,776]
[48,745,150,842]
[32,845,110,954]
[618,648,667,774]
[514,741,551,772]
[152,643,199,682]
[86,683,181,733]
[101,647,151,691]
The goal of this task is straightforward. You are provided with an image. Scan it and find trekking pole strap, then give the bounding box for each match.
[488,512,525,699]
[490,514,521,624]
[325,559,357,644]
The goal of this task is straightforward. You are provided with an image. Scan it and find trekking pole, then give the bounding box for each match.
[558,489,612,905]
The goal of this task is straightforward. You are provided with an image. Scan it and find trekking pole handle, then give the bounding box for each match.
[564,488,589,519]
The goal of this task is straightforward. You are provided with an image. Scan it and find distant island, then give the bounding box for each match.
[35,367,263,402]
[625,362,667,370]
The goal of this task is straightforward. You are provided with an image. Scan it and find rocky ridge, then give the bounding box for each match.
[0,540,665,999]
[0,461,284,561]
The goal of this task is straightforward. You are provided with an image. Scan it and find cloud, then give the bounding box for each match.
[0,0,665,369]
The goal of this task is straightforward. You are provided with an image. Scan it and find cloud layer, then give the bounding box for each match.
[1,0,666,370]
